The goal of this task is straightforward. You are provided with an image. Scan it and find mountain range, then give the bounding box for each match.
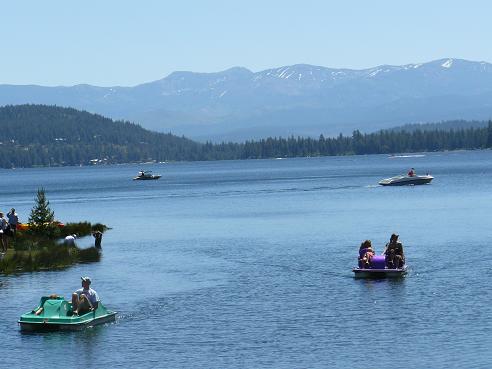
[1,58,492,141]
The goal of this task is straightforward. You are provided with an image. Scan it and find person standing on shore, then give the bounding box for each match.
[0,212,9,252]
[92,230,103,249]
[7,208,19,238]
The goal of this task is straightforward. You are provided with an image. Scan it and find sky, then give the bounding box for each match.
[1,0,491,86]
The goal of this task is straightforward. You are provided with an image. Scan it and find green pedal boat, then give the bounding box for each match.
[19,295,117,332]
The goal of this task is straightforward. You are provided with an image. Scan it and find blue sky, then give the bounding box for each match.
[1,0,490,86]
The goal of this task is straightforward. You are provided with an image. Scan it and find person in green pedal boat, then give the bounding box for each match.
[72,276,100,315]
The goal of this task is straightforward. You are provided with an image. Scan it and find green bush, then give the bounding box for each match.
[76,247,101,263]
[92,223,108,232]
[1,243,101,274]
[57,222,109,238]
[59,222,92,238]
[35,244,72,268]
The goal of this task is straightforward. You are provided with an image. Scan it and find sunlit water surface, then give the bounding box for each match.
[1,151,491,368]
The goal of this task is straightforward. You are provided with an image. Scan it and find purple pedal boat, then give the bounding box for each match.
[353,255,407,278]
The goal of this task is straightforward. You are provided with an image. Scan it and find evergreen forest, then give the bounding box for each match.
[0,104,491,168]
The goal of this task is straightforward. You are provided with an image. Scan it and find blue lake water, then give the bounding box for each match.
[1,150,491,368]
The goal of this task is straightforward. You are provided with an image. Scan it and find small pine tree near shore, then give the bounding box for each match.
[28,188,56,237]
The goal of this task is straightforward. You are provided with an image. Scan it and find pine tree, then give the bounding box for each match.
[28,188,56,237]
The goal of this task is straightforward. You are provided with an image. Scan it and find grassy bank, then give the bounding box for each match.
[0,222,108,274]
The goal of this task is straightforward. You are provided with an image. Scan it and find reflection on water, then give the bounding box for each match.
[1,151,492,367]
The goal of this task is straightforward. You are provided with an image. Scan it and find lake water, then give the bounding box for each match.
[1,151,491,368]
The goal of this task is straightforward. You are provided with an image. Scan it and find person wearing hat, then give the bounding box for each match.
[72,276,100,315]
[64,234,77,246]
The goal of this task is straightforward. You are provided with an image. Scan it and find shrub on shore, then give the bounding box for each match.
[58,222,109,238]
[0,235,103,274]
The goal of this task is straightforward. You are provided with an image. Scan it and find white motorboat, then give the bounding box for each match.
[379,174,433,186]
[133,170,161,180]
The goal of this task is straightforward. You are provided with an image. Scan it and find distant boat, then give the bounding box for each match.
[379,174,433,186]
[388,154,426,158]
[133,170,161,180]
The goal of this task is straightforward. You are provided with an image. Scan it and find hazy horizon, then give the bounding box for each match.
[0,57,483,88]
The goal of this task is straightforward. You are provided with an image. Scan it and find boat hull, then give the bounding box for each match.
[133,175,161,180]
[19,312,116,332]
[353,265,408,279]
[379,176,433,186]
[18,296,117,332]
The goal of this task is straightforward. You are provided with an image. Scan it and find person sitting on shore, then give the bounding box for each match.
[72,276,99,315]
[358,240,375,268]
[383,234,405,269]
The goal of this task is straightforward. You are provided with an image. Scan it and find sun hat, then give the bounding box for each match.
[81,276,92,284]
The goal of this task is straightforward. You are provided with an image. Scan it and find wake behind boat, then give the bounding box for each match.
[133,170,161,180]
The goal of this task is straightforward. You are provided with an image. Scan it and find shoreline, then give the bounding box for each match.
[0,148,489,170]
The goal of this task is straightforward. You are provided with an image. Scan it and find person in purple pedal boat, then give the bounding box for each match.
[383,233,405,269]
[358,240,375,268]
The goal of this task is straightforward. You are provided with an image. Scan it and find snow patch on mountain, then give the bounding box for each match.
[442,59,454,68]
[103,88,116,99]
[369,69,382,77]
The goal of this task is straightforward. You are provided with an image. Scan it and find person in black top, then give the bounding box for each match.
[383,233,405,269]
[92,231,103,249]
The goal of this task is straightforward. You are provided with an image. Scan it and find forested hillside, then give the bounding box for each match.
[0,105,491,168]
[0,105,203,167]
[390,119,489,132]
